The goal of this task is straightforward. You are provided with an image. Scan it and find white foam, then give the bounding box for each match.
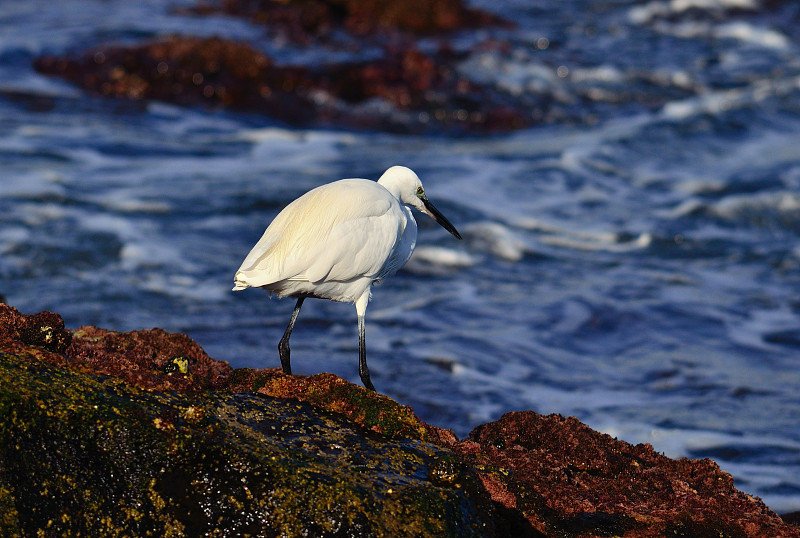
[462,221,527,262]
[539,232,653,252]
[673,0,757,12]
[98,197,172,214]
[404,246,477,276]
[79,213,139,240]
[570,65,624,84]
[630,0,757,24]
[662,74,800,123]
[0,227,30,255]
[457,51,562,98]
[667,198,707,218]
[538,234,653,252]
[0,170,67,198]
[240,128,310,144]
[241,127,357,147]
[410,246,476,268]
[16,203,67,227]
[675,179,727,194]
[726,306,800,352]
[515,217,652,252]
[640,19,790,52]
[710,191,800,222]
[138,273,230,302]
[715,21,790,50]
[0,70,84,98]
[451,366,688,429]
[661,88,741,120]
[120,239,204,273]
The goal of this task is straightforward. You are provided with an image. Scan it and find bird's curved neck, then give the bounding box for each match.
[377,176,404,202]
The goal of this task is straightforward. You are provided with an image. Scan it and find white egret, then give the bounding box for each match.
[233,166,462,391]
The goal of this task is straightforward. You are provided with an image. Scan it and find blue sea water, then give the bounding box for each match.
[2,0,800,513]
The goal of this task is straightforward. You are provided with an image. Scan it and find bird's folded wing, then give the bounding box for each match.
[306,211,402,283]
[235,181,399,287]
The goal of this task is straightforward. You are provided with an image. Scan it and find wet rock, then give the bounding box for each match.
[316,47,530,133]
[785,511,800,526]
[0,307,72,354]
[68,325,233,393]
[2,303,798,537]
[0,304,230,393]
[34,36,318,125]
[0,351,497,537]
[452,411,800,537]
[226,366,458,442]
[34,36,530,133]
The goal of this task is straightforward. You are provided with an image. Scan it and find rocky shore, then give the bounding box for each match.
[31,0,542,134]
[1,303,798,537]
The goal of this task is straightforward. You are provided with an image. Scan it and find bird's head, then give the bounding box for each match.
[378,166,462,240]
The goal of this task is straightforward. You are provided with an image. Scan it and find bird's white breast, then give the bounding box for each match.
[376,205,416,280]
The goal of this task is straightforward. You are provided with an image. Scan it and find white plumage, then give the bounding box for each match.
[233,166,462,391]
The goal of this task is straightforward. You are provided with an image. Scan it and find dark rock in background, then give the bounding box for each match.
[189,0,512,41]
[30,0,528,133]
[34,35,531,134]
[34,37,319,126]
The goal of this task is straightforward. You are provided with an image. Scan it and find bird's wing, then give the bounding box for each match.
[234,179,402,288]
[232,205,294,288]
[305,204,404,283]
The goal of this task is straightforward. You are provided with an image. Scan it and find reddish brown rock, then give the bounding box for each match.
[452,411,800,537]
[2,303,798,536]
[34,36,529,133]
[195,0,511,41]
[0,304,231,393]
[34,36,317,124]
[226,366,459,442]
[0,305,71,355]
[67,325,232,393]
[317,47,528,132]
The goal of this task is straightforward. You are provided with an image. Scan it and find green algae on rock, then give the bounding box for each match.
[0,351,497,537]
[2,303,799,537]
[225,367,454,442]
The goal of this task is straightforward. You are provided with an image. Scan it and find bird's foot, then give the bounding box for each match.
[278,340,292,375]
[359,367,376,392]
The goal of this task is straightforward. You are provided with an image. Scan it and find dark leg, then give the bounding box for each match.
[358,314,376,391]
[278,297,305,375]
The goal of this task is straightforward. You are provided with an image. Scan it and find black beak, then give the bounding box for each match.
[422,198,462,240]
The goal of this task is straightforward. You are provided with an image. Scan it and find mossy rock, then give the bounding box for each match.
[0,352,496,537]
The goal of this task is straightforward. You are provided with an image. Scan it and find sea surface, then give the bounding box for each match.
[2,0,800,513]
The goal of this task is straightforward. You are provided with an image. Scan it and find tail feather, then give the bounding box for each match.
[232,272,250,291]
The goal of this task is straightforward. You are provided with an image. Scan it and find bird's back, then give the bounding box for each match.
[233,179,413,300]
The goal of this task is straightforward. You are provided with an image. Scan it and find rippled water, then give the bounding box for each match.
[3,0,800,513]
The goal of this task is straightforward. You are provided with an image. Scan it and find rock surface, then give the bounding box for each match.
[34,35,530,134]
[1,303,799,537]
[30,0,526,134]
[0,306,499,537]
[456,412,798,537]
[192,0,511,40]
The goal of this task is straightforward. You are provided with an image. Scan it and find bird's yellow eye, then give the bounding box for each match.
[416,187,424,198]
